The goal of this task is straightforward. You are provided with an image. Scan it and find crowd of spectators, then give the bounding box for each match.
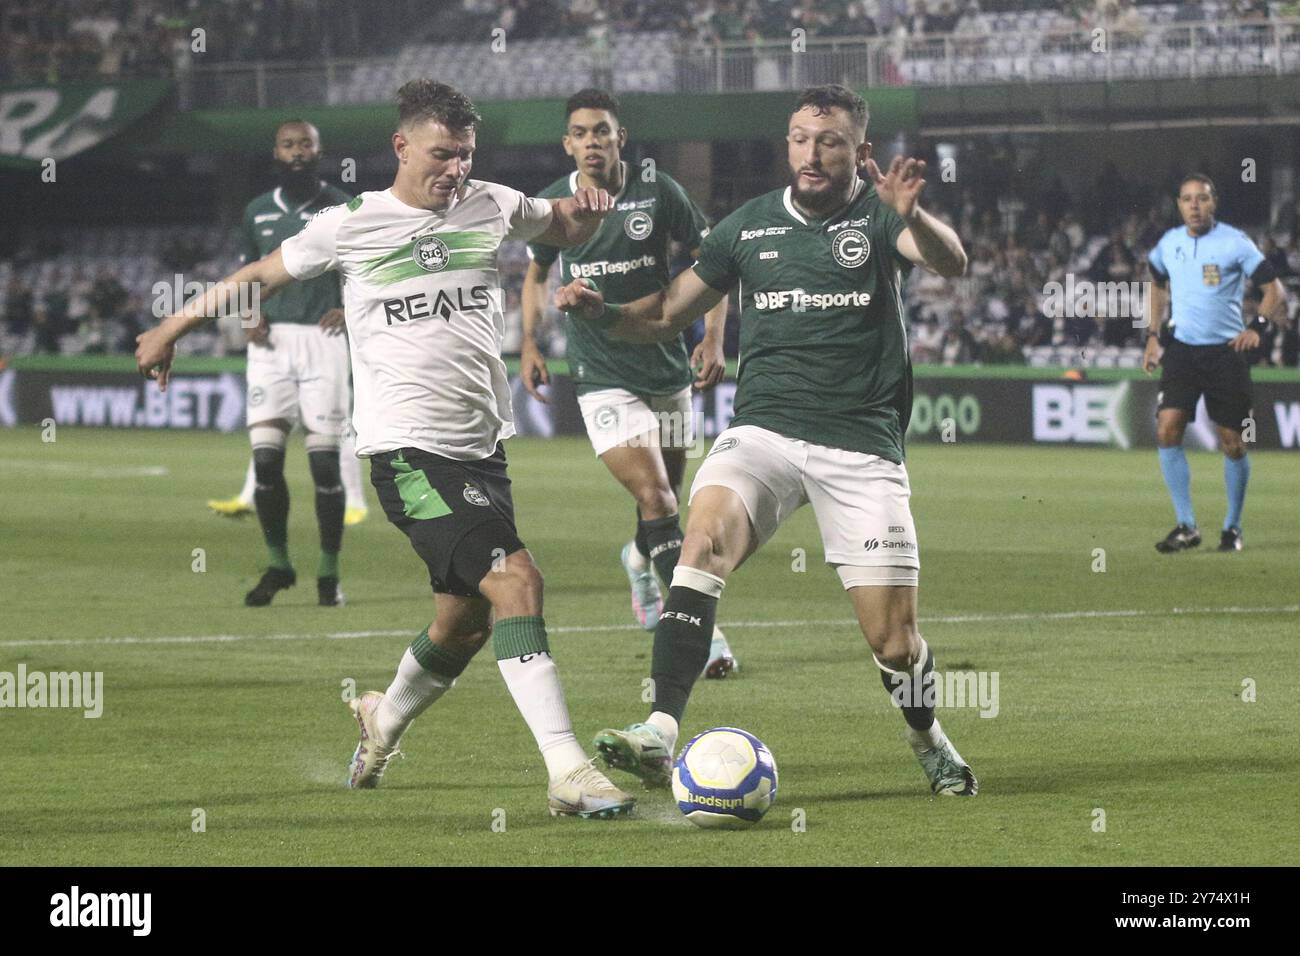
[905,175,1300,367]
[8,0,1298,84]
[3,270,145,355]
[6,178,1298,366]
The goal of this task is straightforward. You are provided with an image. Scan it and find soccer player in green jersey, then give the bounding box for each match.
[221,120,358,607]
[558,85,979,797]
[520,89,737,675]
[208,121,368,534]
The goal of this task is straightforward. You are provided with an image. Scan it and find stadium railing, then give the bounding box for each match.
[179,17,1300,109]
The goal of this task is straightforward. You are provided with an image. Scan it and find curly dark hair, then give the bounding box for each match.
[396,79,482,133]
[565,88,621,124]
[793,84,869,135]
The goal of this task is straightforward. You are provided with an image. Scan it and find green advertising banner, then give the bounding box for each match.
[0,80,172,168]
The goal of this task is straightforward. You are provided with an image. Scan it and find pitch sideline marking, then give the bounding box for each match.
[1,604,1297,649]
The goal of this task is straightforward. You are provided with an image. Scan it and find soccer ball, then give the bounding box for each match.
[672,727,778,829]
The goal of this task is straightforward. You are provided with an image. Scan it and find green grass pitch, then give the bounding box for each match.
[2,427,1296,866]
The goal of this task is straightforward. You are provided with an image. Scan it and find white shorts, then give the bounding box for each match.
[245,323,349,436]
[689,424,920,587]
[576,386,697,457]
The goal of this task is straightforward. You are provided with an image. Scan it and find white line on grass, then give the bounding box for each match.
[0,460,170,478]
[1,604,1296,649]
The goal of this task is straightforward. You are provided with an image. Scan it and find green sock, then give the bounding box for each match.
[267,544,292,571]
[492,616,550,659]
[318,551,339,578]
[411,627,473,678]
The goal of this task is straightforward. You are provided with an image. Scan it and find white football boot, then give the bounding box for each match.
[346,691,402,789]
[547,759,637,818]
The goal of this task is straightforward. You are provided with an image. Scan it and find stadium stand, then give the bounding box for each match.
[5,1,1299,89]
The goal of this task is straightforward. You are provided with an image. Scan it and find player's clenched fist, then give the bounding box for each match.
[570,185,614,219]
[554,277,605,321]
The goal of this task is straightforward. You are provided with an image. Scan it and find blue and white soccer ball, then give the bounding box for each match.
[672,727,778,829]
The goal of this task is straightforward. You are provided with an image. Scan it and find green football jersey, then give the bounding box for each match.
[241,182,352,325]
[528,163,709,396]
[693,180,914,462]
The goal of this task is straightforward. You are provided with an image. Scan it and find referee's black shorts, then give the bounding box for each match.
[370,442,525,598]
[1157,338,1253,430]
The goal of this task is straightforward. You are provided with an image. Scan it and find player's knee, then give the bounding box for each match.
[481,551,543,617]
[1156,422,1182,447]
[680,524,730,578]
[1221,435,1247,459]
[865,621,921,668]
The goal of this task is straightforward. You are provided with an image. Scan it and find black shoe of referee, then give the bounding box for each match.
[1155,524,1201,554]
[245,567,296,606]
[317,576,346,606]
[1217,527,1244,552]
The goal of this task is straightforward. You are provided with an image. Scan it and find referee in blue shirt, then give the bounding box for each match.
[1143,173,1288,553]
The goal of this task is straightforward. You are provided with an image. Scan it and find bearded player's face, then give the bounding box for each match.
[272,122,321,172]
[395,119,475,210]
[787,106,865,215]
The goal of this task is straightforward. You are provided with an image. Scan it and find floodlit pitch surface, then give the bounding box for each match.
[2,428,1296,865]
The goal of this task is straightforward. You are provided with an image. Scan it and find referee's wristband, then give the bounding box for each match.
[1251,314,1270,334]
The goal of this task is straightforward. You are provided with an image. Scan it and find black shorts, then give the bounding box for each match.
[1158,338,1253,429]
[370,443,524,598]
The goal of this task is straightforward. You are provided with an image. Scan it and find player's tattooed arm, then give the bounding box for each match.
[531,187,614,249]
[867,156,968,278]
[554,269,725,345]
[135,248,296,389]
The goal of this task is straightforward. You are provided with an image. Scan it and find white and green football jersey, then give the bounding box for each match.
[280,182,553,461]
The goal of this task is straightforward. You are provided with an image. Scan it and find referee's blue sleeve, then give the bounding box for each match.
[1147,243,1168,282]
[1237,233,1265,277]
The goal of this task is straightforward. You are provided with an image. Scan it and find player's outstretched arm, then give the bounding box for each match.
[867,156,968,278]
[530,186,614,249]
[135,248,296,390]
[554,268,726,345]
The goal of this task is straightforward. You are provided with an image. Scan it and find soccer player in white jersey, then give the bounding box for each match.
[136,80,634,818]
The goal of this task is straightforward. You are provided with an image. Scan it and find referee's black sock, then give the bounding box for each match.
[649,566,724,723]
[252,444,291,570]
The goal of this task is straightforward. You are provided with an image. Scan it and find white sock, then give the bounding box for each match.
[237,457,256,506]
[646,711,679,752]
[340,429,365,510]
[497,654,588,779]
[905,716,946,756]
[625,540,649,572]
[375,649,454,746]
